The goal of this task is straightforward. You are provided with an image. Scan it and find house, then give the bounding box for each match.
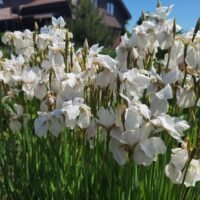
[0,0,72,31]
[96,0,131,45]
[98,0,131,32]
[0,0,131,38]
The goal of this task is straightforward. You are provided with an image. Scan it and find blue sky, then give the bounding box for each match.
[123,0,200,32]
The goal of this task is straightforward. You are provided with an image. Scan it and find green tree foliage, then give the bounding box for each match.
[68,0,115,47]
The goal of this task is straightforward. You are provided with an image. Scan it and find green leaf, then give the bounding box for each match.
[192,18,200,42]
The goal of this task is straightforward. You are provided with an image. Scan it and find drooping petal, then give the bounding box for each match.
[95,71,115,88]
[110,127,122,141]
[63,103,80,120]
[150,96,169,116]
[133,137,166,166]
[52,17,58,27]
[184,159,200,187]
[140,122,154,142]
[152,114,189,140]
[96,107,115,128]
[58,16,66,28]
[133,144,153,166]
[171,148,188,171]
[141,137,166,158]
[65,116,77,129]
[109,138,127,165]
[162,67,180,84]
[49,117,61,137]
[138,103,151,119]
[9,120,22,132]
[35,83,47,100]
[186,46,196,67]
[13,104,24,115]
[176,87,196,108]
[174,118,190,136]
[165,163,182,184]
[77,109,91,129]
[124,106,143,130]
[156,84,173,100]
[120,130,140,146]
[85,120,97,140]
[34,117,48,137]
[165,148,189,184]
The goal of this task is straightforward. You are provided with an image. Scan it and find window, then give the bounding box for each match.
[107,2,114,15]
[0,0,3,5]
[92,0,98,8]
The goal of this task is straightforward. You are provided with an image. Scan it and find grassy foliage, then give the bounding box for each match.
[0,4,200,199]
[0,124,200,199]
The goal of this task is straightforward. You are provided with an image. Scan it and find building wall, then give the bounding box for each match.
[0,0,33,8]
[97,0,127,30]
[0,0,130,34]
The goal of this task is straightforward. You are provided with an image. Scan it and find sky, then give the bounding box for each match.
[123,0,200,32]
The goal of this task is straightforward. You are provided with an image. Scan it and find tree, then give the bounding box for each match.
[68,0,114,47]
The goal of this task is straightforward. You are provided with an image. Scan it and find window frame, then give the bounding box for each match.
[106,2,114,16]
[92,0,98,8]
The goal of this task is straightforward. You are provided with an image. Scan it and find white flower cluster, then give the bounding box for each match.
[0,4,200,187]
[165,144,200,187]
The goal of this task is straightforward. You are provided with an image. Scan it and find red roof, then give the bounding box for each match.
[20,0,67,8]
[104,15,121,29]
[0,7,18,21]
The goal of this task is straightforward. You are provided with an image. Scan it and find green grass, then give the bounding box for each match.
[0,126,200,200]
[0,94,200,199]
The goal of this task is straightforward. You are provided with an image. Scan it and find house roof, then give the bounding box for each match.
[0,7,18,21]
[0,0,130,32]
[104,15,121,29]
[116,0,131,20]
[22,13,54,19]
[19,0,67,9]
